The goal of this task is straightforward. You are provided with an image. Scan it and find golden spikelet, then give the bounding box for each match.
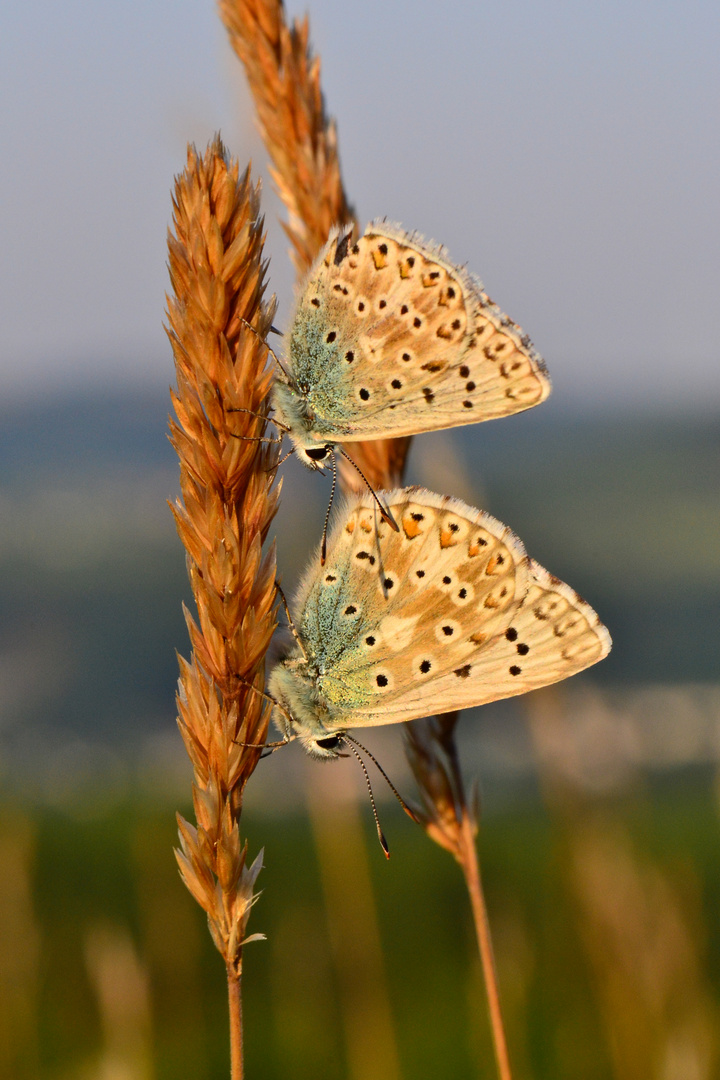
[166,137,278,980]
[219,0,411,488]
[403,713,474,859]
[219,0,356,275]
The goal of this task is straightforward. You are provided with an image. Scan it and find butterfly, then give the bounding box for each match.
[268,488,611,759]
[270,222,551,473]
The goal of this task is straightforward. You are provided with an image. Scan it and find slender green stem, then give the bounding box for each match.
[227,959,243,1080]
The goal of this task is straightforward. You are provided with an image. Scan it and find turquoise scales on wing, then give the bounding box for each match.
[270,222,551,470]
[268,488,611,759]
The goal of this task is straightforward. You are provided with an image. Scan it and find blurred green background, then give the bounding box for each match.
[1,389,719,1078]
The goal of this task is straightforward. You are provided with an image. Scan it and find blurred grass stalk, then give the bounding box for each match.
[404,716,513,1080]
[0,813,40,1077]
[219,1,513,1077]
[84,923,154,1080]
[528,687,719,1080]
[307,771,403,1080]
[166,138,279,1079]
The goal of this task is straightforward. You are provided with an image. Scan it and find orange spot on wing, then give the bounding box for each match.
[359,518,372,533]
[372,250,388,269]
[483,595,500,609]
[402,516,422,539]
[440,528,458,548]
[470,631,486,644]
[345,520,356,534]
[468,541,481,557]
[485,555,499,575]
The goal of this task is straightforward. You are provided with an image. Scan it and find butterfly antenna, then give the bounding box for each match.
[344,734,420,823]
[320,453,338,565]
[341,738,390,859]
[239,317,294,386]
[339,449,399,533]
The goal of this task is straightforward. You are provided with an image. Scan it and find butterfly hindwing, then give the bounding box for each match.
[294,489,531,726]
[282,224,550,444]
[289,490,610,731]
[357,558,612,724]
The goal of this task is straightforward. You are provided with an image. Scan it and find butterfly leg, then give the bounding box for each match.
[229,434,284,444]
[265,446,295,474]
[229,432,282,444]
[225,405,291,434]
[228,674,296,744]
[238,317,293,385]
[275,581,309,662]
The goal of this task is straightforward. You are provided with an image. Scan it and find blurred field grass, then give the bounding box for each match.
[2,762,719,1079]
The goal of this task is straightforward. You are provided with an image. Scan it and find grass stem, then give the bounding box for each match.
[227,961,244,1080]
[457,812,513,1080]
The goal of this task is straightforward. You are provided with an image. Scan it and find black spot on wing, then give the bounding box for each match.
[334,232,350,264]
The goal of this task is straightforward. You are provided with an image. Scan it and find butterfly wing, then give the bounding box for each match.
[283,224,550,443]
[292,490,610,730]
[293,488,531,726]
[351,559,612,725]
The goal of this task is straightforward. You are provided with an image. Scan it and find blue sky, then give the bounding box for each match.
[1,0,718,408]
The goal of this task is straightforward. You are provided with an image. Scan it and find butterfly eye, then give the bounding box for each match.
[305,446,330,461]
[315,735,341,752]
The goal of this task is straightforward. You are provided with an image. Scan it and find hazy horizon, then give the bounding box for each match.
[1,0,718,409]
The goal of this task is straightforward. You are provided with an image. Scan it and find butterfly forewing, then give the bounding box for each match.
[284,223,550,443]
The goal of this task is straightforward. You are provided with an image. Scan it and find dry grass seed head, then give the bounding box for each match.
[167,137,279,962]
